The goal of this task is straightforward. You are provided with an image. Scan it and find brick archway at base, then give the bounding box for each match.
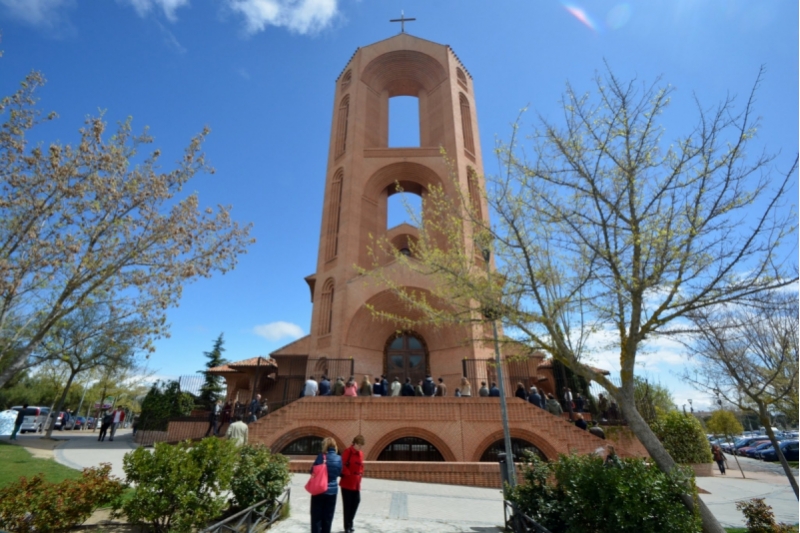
[470,428,561,462]
[270,426,346,455]
[367,426,458,462]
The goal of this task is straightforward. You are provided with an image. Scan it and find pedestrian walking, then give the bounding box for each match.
[109,408,125,440]
[98,411,113,441]
[460,377,472,397]
[226,414,249,446]
[10,404,27,440]
[205,400,222,437]
[712,445,727,475]
[310,437,342,533]
[340,435,365,533]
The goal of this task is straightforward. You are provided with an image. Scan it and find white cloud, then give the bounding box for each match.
[253,321,304,341]
[227,0,338,35]
[121,0,190,21]
[0,0,72,28]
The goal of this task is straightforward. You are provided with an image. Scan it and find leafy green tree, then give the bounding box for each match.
[198,334,228,410]
[0,71,254,388]
[650,410,713,465]
[705,410,743,438]
[138,380,195,431]
[367,67,796,532]
[634,377,676,422]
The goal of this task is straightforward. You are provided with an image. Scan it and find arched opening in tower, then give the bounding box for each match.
[387,190,422,229]
[388,96,420,147]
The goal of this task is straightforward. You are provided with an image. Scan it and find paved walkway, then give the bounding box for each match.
[4,431,798,530]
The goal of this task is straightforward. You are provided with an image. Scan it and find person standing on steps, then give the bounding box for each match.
[340,435,365,533]
[333,376,345,396]
[478,381,489,397]
[528,387,543,409]
[248,394,262,424]
[401,377,415,397]
[422,375,436,396]
[460,377,472,397]
[435,377,447,397]
[310,437,342,533]
[343,377,358,397]
[390,376,402,396]
[545,394,563,416]
[380,375,389,397]
[205,400,222,437]
[304,376,319,397]
[488,382,500,397]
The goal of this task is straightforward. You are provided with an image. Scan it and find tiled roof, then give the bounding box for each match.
[227,356,278,369]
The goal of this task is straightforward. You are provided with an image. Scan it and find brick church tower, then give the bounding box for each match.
[288,33,495,386]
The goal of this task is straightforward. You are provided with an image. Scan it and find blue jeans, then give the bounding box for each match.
[10,423,22,440]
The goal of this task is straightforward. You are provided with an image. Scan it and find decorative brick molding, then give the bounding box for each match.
[289,459,523,489]
[248,397,649,466]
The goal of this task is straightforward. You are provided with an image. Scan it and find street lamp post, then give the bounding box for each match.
[481,248,516,490]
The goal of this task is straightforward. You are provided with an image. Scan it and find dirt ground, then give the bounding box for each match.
[6,435,64,459]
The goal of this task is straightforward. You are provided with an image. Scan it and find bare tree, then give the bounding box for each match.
[684,291,799,497]
[39,304,147,439]
[369,66,797,533]
[0,71,254,387]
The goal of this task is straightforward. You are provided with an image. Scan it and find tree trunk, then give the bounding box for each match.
[617,388,726,533]
[759,406,799,499]
[725,432,746,479]
[44,369,78,439]
[0,343,36,389]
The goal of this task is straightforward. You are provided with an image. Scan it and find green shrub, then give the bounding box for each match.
[509,452,702,533]
[650,410,713,464]
[0,464,125,533]
[231,444,291,510]
[138,380,196,431]
[735,498,794,533]
[115,437,239,533]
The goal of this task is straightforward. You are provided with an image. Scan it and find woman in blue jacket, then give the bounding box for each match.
[311,437,342,533]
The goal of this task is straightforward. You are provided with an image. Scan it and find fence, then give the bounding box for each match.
[504,500,553,533]
[200,488,291,533]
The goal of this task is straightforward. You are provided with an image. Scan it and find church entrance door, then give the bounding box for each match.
[385,334,427,384]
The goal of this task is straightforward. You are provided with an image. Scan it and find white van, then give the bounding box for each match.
[11,406,50,433]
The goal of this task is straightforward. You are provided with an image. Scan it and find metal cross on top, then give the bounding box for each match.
[390,10,416,33]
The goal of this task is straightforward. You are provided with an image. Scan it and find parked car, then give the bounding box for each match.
[745,441,774,459]
[730,436,769,455]
[86,417,96,430]
[72,416,87,430]
[10,406,50,433]
[736,440,770,457]
[759,440,799,462]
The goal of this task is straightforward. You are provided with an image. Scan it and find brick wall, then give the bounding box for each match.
[289,459,523,488]
[249,397,649,463]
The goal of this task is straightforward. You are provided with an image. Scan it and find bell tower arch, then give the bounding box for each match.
[307,34,493,383]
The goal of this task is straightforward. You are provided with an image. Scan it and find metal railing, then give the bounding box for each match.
[201,488,291,533]
[503,500,552,533]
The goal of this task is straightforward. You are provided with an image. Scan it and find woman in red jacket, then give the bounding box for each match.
[339,435,365,533]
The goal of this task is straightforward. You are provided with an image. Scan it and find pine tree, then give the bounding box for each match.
[198,334,228,409]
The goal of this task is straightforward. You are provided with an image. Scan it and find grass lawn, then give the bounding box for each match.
[788,461,799,468]
[0,441,81,488]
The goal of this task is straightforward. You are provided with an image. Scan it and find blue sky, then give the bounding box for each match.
[1,0,797,409]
